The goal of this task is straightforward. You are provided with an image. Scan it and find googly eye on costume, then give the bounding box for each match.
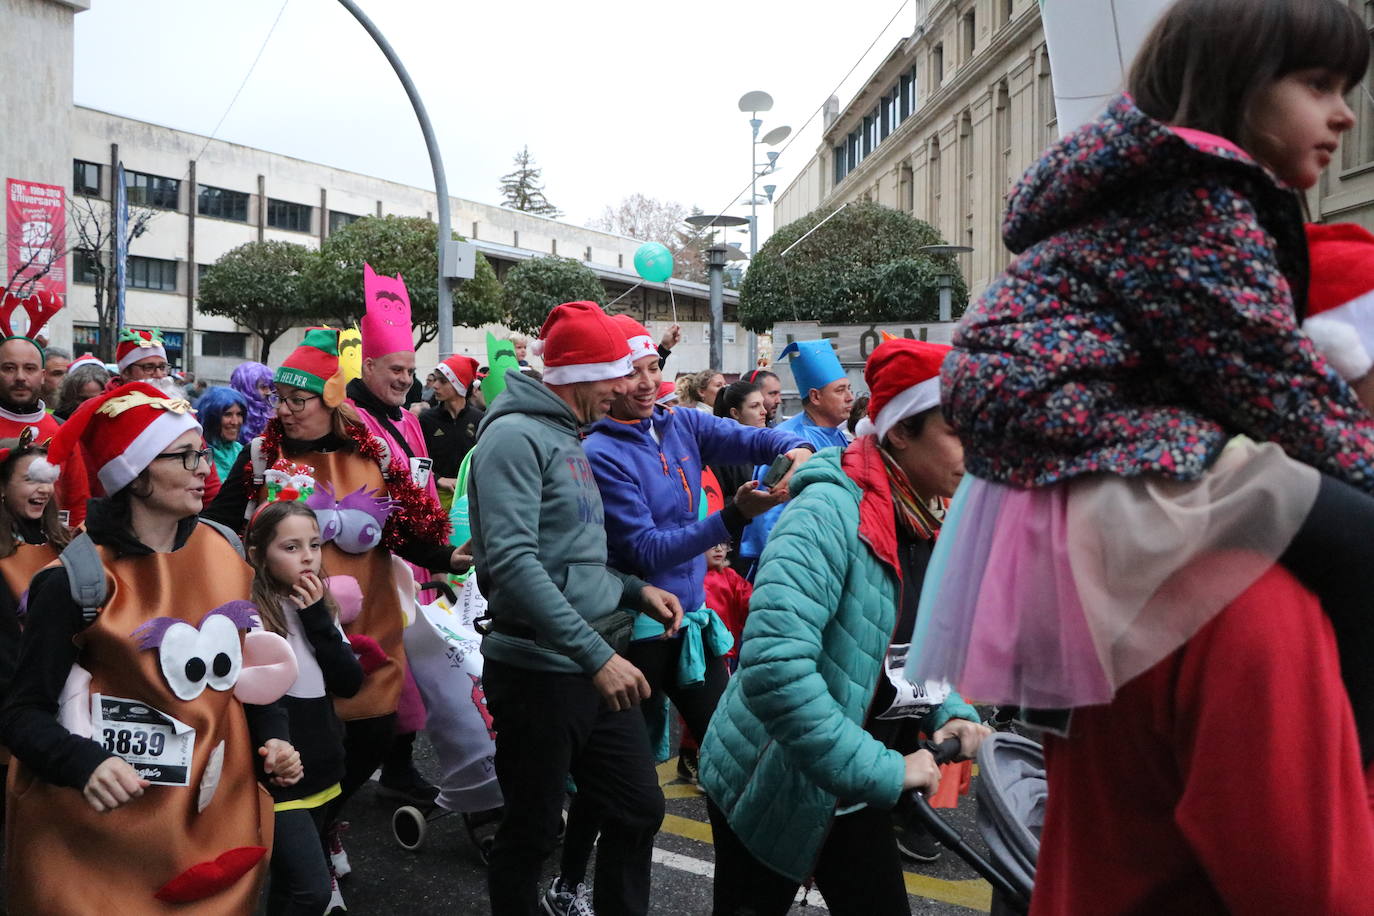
[132,600,259,701]
[305,481,396,555]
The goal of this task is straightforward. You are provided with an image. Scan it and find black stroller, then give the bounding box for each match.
[909,732,1045,915]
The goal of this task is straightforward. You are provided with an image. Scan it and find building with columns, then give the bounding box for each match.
[774,0,1374,303]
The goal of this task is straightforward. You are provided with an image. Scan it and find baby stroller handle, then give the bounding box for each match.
[907,738,1033,912]
[419,579,460,605]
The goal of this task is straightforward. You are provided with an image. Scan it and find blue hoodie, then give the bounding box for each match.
[584,406,805,638]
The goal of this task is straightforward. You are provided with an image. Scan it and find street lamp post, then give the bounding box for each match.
[686,214,749,370]
[917,244,975,322]
[738,91,790,369]
[336,0,459,359]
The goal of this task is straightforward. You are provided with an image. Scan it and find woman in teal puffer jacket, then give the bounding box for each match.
[699,339,990,916]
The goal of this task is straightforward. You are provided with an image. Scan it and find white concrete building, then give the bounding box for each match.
[3,0,746,384]
[67,107,746,381]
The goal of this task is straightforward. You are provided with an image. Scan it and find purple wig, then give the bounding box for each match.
[230,362,274,442]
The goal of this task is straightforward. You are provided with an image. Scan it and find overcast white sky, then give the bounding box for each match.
[72,0,915,247]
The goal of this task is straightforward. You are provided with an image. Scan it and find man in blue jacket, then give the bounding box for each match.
[469,301,683,916]
[739,339,854,574]
[578,316,811,855]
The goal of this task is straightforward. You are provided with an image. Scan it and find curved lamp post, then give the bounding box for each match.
[336,0,455,358]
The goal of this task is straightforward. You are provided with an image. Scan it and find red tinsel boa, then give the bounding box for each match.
[248,419,450,551]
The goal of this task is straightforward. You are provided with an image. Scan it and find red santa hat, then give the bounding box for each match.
[433,354,480,397]
[1303,222,1374,381]
[32,381,200,494]
[68,352,103,371]
[655,380,679,406]
[530,301,632,386]
[855,338,952,441]
[115,328,167,373]
[611,314,658,363]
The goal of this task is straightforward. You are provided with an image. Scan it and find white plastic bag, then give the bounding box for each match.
[402,576,502,813]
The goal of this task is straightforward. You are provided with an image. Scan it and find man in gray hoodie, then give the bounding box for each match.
[470,300,683,916]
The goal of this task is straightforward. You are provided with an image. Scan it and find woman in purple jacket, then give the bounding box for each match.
[538,317,810,914]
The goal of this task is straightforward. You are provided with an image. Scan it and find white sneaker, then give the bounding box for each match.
[540,875,594,916]
[326,821,351,878]
[327,872,347,914]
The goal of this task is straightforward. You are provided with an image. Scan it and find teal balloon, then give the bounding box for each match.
[633,242,674,283]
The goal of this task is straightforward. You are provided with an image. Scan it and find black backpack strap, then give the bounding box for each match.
[197,517,245,559]
[58,532,107,625]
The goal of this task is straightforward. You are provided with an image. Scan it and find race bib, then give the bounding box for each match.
[876,644,951,721]
[92,694,196,787]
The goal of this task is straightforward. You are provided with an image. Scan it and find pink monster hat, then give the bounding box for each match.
[361,263,415,360]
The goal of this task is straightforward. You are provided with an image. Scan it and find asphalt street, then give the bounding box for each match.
[329,735,997,915]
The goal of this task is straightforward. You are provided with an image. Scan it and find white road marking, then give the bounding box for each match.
[652,847,828,910]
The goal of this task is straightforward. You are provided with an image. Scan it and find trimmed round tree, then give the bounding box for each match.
[738,200,970,332]
[502,256,606,335]
[308,214,504,345]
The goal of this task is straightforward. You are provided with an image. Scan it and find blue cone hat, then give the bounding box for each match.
[779,339,845,398]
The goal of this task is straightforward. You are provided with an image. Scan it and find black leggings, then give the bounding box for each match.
[338,713,397,805]
[1281,473,1374,764]
[711,805,910,916]
[266,804,332,915]
[559,639,730,884]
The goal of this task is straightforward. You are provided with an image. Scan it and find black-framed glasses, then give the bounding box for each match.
[153,447,211,471]
[267,393,320,413]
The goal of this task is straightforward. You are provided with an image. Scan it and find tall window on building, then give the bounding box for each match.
[125,170,180,210]
[880,94,893,141]
[862,114,875,157]
[1038,50,1059,151]
[928,137,942,230]
[1342,1,1374,169]
[961,9,976,64]
[1000,0,1015,27]
[127,255,177,292]
[72,249,101,284]
[267,199,312,233]
[834,144,848,186]
[995,80,1013,267]
[197,185,249,222]
[933,43,945,86]
[900,161,915,213]
[328,210,361,234]
[960,111,975,256]
[900,68,916,120]
[73,160,101,197]
[869,106,881,150]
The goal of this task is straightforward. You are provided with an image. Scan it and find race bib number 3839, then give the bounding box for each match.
[92,694,195,787]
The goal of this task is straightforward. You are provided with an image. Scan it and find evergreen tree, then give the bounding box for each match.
[499,146,563,218]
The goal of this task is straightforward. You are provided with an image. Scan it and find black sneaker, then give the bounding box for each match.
[894,819,941,863]
[377,765,441,805]
[675,748,699,785]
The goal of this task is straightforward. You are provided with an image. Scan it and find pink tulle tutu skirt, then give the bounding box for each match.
[908,438,1320,708]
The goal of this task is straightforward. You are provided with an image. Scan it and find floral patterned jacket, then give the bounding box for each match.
[944,94,1374,491]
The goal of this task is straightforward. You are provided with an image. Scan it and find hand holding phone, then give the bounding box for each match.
[761,454,794,489]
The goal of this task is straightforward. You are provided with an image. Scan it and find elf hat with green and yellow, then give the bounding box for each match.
[273,327,348,407]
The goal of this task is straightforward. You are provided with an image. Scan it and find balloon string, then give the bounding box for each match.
[668,281,678,325]
[605,281,643,309]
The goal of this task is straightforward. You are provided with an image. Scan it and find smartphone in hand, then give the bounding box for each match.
[761,454,794,489]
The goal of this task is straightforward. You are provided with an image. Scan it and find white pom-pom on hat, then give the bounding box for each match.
[1303,315,1374,381]
[25,454,60,484]
[530,338,545,357]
